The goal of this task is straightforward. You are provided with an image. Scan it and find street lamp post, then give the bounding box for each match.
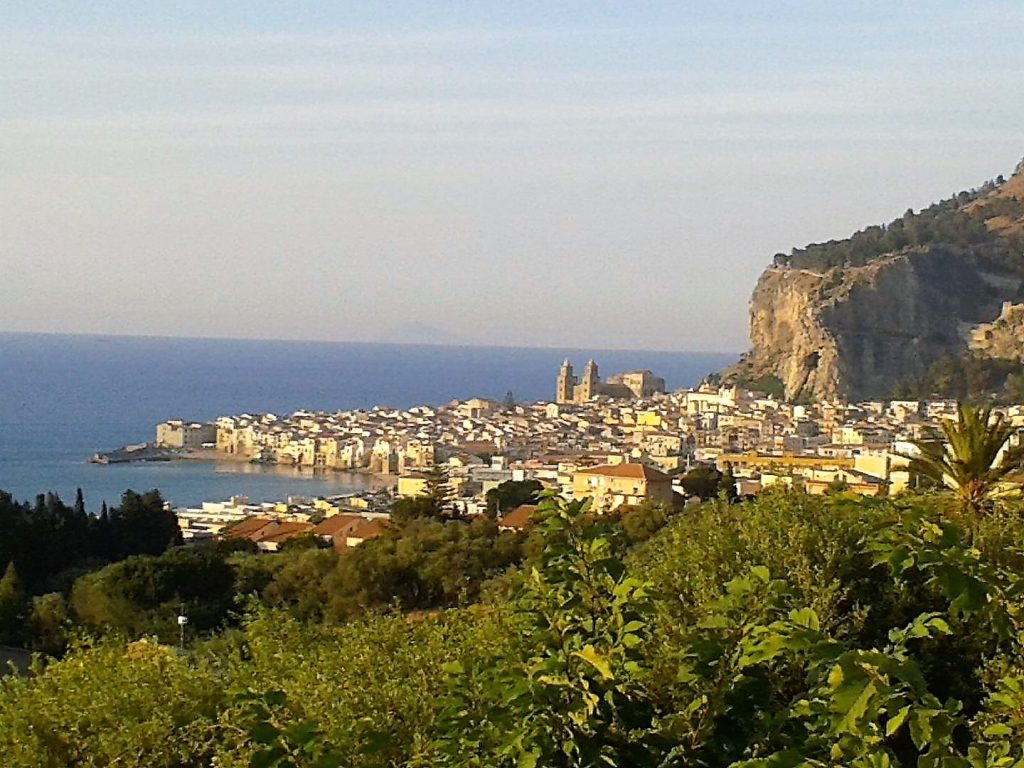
[177,614,188,652]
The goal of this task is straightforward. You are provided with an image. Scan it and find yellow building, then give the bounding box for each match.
[716,452,855,473]
[397,473,431,498]
[156,420,216,450]
[571,463,673,512]
[636,411,665,429]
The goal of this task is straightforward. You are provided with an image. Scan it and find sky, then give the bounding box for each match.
[2,2,1023,352]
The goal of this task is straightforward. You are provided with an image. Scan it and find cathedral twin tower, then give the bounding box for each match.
[556,359,599,405]
[556,358,667,404]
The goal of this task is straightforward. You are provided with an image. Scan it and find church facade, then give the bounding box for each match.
[555,359,665,404]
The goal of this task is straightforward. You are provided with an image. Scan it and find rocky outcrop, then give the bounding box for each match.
[724,160,1024,401]
[969,302,1024,360]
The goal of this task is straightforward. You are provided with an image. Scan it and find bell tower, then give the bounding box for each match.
[577,359,599,402]
[556,359,576,404]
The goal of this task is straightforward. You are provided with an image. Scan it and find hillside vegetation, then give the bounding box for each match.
[5,491,1024,766]
[779,163,1024,272]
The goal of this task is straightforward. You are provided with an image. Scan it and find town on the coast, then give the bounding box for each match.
[145,358,1024,549]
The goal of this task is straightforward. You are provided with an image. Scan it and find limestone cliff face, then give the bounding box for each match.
[733,249,1003,401]
[723,160,1024,401]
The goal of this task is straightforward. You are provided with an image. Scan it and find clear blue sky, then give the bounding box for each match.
[3,2,1022,351]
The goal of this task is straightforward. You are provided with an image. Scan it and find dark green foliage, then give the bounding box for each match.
[260,548,338,621]
[720,462,739,501]
[784,185,1004,270]
[485,479,543,517]
[71,545,236,641]
[391,467,455,522]
[278,534,330,553]
[826,476,851,494]
[29,593,70,657]
[892,353,1022,400]
[228,516,533,625]
[610,500,671,545]
[324,517,525,620]
[10,492,1024,765]
[0,487,180,593]
[389,494,443,522]
[734,374,785,399]
[107,490,183,558]
[680,463,723,500]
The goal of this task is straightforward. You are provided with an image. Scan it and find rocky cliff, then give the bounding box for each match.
[724,159,1024,401]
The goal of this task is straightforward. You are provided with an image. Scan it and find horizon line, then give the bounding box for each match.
[0,329,743,358]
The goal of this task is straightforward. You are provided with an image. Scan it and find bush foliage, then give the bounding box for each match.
[6,491,1024,765]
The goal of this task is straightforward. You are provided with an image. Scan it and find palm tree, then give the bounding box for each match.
[907,403,1024,515]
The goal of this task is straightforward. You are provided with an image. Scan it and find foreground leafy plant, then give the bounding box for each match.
[438,493,663,767]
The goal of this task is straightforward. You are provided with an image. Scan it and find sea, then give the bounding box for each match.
[0,333,736,510]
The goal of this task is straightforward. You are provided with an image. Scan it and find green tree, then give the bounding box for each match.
[616,501,669,545]
[906,403,1024,515]
[680,463,723,500]
[323,517,524,620]
[71,546,235,640]
[73,488,86,517]
[826,476,851,495]
[485,479,543,517]
[30,592,70,656]
[0,562,30,646]
[719,462,739,501]
[109,490,182,558]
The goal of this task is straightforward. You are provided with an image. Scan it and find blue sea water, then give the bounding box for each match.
[0,333,736,509]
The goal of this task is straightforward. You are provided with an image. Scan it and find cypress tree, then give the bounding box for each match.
[0,562,30,646]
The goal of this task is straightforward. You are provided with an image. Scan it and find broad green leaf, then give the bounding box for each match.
[886,704,911,736]
[575,645,615,680]
[789,608,820,631]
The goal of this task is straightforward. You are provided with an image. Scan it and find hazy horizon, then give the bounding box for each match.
[0,328,742,356]
[4,2,1023,351]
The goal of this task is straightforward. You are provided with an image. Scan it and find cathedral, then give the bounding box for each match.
[556,359,665,404]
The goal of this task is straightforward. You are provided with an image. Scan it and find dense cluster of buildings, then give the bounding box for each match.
[161,362,1024,549]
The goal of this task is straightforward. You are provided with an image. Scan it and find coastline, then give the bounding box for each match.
[89,444,396,491]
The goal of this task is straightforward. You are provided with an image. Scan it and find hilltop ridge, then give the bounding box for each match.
[723,158,1024,401]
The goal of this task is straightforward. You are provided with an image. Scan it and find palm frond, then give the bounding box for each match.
[905,402,1021,513]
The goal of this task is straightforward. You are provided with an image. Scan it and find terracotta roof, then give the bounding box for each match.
[499,504,538,531]
[459,440,498,454]
[223,517,275,540]
[347,519,387,541]
[575,463,670,482]
[314,514,367,537]
[256,521,314,543]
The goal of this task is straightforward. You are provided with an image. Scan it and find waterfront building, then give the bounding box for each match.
[156,420,217,449]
